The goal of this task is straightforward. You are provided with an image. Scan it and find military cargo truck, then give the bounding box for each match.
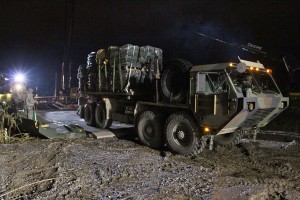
[77,44,289,156]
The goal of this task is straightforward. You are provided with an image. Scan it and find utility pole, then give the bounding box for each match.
[68,60,72,89]
[54,72,57,97]
[61,62,65,92]
[61,0,75,95]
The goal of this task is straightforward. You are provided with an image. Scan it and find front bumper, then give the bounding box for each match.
[216,96,289,135]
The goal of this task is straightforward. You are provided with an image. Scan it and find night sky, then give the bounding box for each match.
[0,0,299,95]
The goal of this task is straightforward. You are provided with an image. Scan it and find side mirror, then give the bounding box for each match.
[196,73,206,93]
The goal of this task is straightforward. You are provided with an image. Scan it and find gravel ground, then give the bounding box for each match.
[0,130,300,200]
[1,64,299,200]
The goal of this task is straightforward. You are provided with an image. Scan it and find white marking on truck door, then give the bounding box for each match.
[214,95,217,115]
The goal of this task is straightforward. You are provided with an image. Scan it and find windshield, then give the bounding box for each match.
[252,72,280,94]
[229,69,280,95]
[205,72,228,94]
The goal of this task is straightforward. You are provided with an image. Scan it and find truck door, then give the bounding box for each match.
[193,71,233,129]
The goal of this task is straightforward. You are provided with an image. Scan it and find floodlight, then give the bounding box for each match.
[14,73,25,82]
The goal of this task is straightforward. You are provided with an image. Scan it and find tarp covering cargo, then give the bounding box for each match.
[78,44,163,95]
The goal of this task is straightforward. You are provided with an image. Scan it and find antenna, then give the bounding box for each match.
[193,20,286,62]
[282,57,290,73]
[195,32,268,56]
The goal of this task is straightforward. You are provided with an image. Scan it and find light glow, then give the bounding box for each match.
[248,102,255,111]
[14,73,25,82]
[204,127,210,133]
[266,69,272,74]
[15,83,23,91]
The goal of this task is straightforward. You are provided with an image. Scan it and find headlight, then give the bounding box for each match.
[280,101,287,109]
[248,102,255,111]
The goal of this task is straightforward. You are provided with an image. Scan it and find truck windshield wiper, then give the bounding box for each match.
[262,90,279,95]
[251,90,259,95]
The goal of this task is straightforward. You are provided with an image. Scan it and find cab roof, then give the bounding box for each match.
[190,58,265,73]
[190,63,228,72]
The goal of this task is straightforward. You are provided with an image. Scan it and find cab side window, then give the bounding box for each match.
[205,73,228,94]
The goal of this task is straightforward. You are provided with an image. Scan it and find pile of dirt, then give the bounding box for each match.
[0,131,300,199]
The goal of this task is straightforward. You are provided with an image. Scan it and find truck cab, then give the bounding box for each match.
[190,58,289,143]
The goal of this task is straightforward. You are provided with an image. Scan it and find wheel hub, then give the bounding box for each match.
[177,130,185,140]
[145,125,153,136]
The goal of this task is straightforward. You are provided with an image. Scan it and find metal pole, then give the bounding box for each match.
[68,61,72,89]
[54,72,57,97]
[282,57,290,73]
[33,105,37,121]
[61,62,65,91]
[209,135,214,150]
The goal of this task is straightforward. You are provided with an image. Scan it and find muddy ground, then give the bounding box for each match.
[0,108,300,199]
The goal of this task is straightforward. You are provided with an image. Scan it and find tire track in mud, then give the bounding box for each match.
[27,139,215,199]
[205,138,300,199]
[1,132,300,199]
[0,141,65,199]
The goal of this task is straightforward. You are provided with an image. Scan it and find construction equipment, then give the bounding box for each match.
[77,44,289,156]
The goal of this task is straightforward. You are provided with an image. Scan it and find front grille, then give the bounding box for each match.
[242,108,273,129]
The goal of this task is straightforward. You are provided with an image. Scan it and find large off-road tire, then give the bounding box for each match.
[165,113,206,156]
[161,59,192,103]
[84,103,96,126]
[78,105,85,118]
[137,111,163,149]
[214,130,244,147]
[95,103,112,128]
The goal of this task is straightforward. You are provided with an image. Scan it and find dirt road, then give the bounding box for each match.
[0,130,300,200]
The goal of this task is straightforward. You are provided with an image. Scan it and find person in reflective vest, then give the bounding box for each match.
[24,88,35,119]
